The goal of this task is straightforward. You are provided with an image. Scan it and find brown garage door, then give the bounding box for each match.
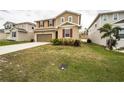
[37,34,52,42]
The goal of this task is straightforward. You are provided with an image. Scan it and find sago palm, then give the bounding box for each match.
[98,23,121,50]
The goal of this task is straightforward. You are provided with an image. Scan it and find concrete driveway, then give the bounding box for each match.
[0,42,50,55]
[117,50,124,53]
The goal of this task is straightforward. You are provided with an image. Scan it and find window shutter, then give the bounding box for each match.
[53,20,54,26]
[48,20,49,27]
[38,22,40,28]
[43,21,44,27]
[63,29,65,37]
[70,29,73,37]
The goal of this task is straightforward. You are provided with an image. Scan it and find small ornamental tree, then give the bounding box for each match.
[98,23,121,50]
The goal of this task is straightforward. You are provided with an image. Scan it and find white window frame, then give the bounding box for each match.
[102,15,107,21]
[68,16,73,22]
[113,13,119,21]
[64,28,71,38]
[118,28,124,40]
[61,17,65,23]
[40,21,44,27]
[49,20,53,26]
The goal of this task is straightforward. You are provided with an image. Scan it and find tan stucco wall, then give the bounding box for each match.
[56,12,80,26]
[58,26,79,39]
[35,12,80,29]
[34,31,56,42]
[34,11,80,41]
[36,20,55,29]
[0,33,6,40]
[44,21,49,28]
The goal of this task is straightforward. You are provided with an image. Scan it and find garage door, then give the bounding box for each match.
[37,34,52,42]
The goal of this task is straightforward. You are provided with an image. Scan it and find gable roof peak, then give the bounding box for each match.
[55,10,81,18]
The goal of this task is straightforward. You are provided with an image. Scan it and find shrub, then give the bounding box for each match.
[74,40,81,47]
[63,39,68,45]
[51,39,62,45]
[87,39,92,43]
[30,39,34,42]
[51,39,81,46]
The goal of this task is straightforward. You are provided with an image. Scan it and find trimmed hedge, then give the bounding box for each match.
[51,39,81,47]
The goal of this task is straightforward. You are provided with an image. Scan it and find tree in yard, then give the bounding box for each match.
[98,23,121,50]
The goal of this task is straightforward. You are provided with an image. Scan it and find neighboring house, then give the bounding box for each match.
[3,21,35,41]
[88,10,124,48]
[34,10,81,42]
[0,29,6,40]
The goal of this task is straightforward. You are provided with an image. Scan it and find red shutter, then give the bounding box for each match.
[70,29,73,37]
[48,20,49,27]
[38,22,40,28]
[53,20,54,26]
[63,29,65,38]
[43,21,44,27]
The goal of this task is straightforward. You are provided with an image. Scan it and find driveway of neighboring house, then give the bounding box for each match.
[81,39,87,42]
[0,42,50,55]
[117,50,124,53]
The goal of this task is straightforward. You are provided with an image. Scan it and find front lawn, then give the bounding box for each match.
[0,43,124,82]
[0,40,28,46]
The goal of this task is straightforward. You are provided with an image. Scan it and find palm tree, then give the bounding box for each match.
[98,23,121,50]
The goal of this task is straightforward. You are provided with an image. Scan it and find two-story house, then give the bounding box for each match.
[3,21,35,41]
[88,10,124,48]
[34,11,81,42]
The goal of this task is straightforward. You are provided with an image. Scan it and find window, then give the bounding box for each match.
[5,24,11,29]
[37,21,40,27]
[12,32,16,37]
[113,13,118,20]
[49,20,54,26]
[61,17,65,23]
[102,15,107,21]
[63,28,72,37]
[5,25,7,29]
[95,24,97,27]
[68,16,73,22]
[40,21,44,27]
[119,28,124,38]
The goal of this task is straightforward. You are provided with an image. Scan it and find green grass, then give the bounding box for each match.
[0,43,124,82]
[0,40,28,46]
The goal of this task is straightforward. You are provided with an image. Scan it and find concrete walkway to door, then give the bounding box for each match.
[0,42,50,55]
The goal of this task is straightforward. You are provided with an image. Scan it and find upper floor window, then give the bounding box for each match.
[68,16,73,22]
[49,20,54,26]
[40,21,44,27]
[5,24,11,29]
[113,13,119,21]
[95,24,97,28]
[20,24,24,28]
[102,15,107,21]
[61,17,65,23]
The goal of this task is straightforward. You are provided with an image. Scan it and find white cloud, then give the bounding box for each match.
[0,10,107,29]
